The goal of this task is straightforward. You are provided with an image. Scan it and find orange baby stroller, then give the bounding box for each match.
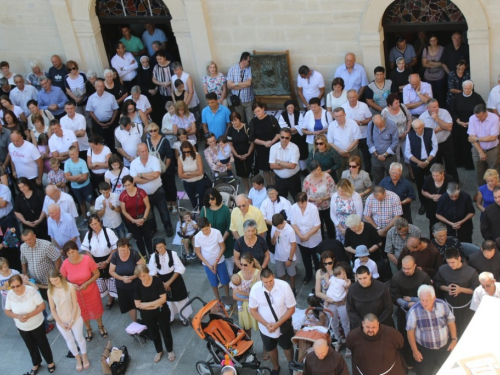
[180,297,272,375]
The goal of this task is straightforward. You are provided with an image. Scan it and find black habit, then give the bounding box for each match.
[468,249,500,280]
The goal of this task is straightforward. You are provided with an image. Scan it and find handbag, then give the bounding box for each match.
[229,69,245,106]
[147,138,167,174]
[203,172,213,189]
[264,291,293,335]
[110,345,131,375]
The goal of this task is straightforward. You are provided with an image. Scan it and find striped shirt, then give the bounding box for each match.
[406,299,455,349]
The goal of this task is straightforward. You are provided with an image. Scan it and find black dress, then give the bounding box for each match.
[248,115,280,172]
[13,189,48,240]
[389,68,412,94]
[226,124,253,178]
[111,250,142,314]
[344,224,382,262]
[449,92,485,169]
[280,110,309,161]
[105,79,127,103]
[422,174,454,229]
[234,236,268,267]
[436,191,475,243]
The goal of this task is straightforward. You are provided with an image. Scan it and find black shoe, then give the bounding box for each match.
[292,288,297,298]
[303,277,311,285]
[166,227,174,237]
[418,205,426,215]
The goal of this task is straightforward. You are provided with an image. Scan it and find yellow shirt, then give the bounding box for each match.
[230,205,268,236]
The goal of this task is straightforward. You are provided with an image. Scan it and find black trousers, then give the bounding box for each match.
[18,322,54,367]
[298,244,319,279]
[148,187,173,231]
[143,304,173,353]
[415,342,449,375]
[274,172,301,202]
[435,137,459,183]
[0,211,22,271]
[125,218,154,256]
[358,138,372,178]
[411,164,431,207]
[91,119,116,154]
[318,208,336,240]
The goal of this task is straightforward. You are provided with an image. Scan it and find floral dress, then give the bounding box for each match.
[202,73,227,100]
[303,174,336,212]
[172,113,196,142]
[230,269,259,331]
[332,195,357,243]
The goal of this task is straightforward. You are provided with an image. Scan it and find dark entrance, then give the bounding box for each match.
[96,0,181,64]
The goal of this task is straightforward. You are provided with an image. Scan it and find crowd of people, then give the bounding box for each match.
[1,26,500,375]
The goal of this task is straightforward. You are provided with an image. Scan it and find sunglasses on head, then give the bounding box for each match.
[323,261,334,266]
[281,136,290,140]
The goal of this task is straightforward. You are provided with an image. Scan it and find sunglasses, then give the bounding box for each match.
[209,196,216,201]
[148,129,158,133]
[182,150,191,154]
[349,165,358,168]
[237,204,247,208]
[315,142,324,145]
[241,263,249,267]
[281,136,290,140]
[69,67,77,71]
[323,261,334,266]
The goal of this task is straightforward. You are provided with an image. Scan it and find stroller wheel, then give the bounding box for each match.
[196,361,214,375]
[256,368,272,375]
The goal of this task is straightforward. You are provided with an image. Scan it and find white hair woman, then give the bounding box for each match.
[27,60,48,91]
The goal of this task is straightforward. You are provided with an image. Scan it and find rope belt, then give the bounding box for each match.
[357,361,395,375]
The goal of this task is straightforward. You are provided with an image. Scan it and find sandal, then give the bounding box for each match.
[106,298,114,309]
[48,364,56,373]
[154,352,163,363]
[82,354,90,370]
[76,356,83,372]
[24,366,39,375]
[168,351,176,362]
[262,351,270,361]
[99,325,108,338]
[85,329,93,342]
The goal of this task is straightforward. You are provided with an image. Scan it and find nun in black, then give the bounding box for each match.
[148,238,192,325]
[278,100,309,172]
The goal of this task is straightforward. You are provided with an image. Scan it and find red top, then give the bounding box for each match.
[119,187,147,222]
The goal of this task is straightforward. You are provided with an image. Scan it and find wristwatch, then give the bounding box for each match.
[451,337,458,341]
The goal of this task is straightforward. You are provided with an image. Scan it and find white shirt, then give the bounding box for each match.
[301,108,333,144]
[419,109,452,143]
[290,202,322,247]
[269,142,300,178]
[402,82,433,115]
[194,228,225,266]
[326,276,348,302]
[129,155,162,195]
[297,70,325,106]
[404,130,438,161]
[260,197,292,223]
[271,222,296,262]
[94,193,123,229]
[125,94,151,113]
[353,258,379,279]
[470,283,500,311]
[5,286,44,331]
[0,184,13,218]
[148,250,186,276]
[60,113,89,151]
[104,167,130,196]
[48,129,77,154]
[248,279,296,338]
[327,118,362,151]
[80,227,118,258]
[326,90,348,109]
[111,52,138,81]
[330,192,364,226]
[278,112,304,136]
[9,85,38,116]
[487,85,500,114]
[342,101,372,138]
[248,187,267,209]
[87,146,112,175]
[114,124,144,166]
[8,141,41,179]
[42,191,78,218]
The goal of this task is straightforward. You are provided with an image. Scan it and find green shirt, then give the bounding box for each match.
[120,36,145,62]
[200,205,234,259]
[307,148,338,182]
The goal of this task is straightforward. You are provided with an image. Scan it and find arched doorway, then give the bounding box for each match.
[359,0,490,96]
[96,0,181,64]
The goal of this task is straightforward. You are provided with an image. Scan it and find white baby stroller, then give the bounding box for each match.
[213,177,239,209]
[173,206,200,265]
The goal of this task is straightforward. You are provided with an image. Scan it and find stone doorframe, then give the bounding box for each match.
[359,0,490,97]
[52,0,213,104]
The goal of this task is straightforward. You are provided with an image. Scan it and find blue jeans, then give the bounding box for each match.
[148,186,172,231]
[182,178,206,209]
[112,222,128,239]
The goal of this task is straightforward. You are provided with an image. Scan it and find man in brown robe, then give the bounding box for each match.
[303,339,349,375]
[397,236,443,277]
[346,313,406,375]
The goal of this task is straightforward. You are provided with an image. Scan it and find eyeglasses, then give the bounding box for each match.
[315,142,324,145]
[323,261,334,266]
[69,67,77,71]
[281,136,290,140]
[349,165,358,169]
[237,204,247,208]
[10,284,22,289]
[182,150,190,154]
[148,129,158,133]
[209,196,216,201]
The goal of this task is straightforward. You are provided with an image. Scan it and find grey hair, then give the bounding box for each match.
[345,214,361,228]
[39,75,49,83]
[462,80,474,89]
[13,74,23,81]
[479,272,495,283]
[446,182,460,195]
[30,60,41,69]
[131,85,141,94]
[418,284,435,298]
[429,163,445,174]
[151,41,162,48]
[389,162,403,171]
[426,98,438,107]
[86,69,97,79]
[394,217,409,231]
[396,57,405,64]
[171,61,182,71]
[103,68,113,77]
[411,119,424,129]
[0,78,7,86]
[242,219,257,230]
[432,222,447,234]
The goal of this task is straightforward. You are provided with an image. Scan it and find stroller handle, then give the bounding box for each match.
[180,296,207,320]
[305,306,335,317]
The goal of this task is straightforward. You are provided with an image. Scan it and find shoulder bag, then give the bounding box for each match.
[264,291,293,335]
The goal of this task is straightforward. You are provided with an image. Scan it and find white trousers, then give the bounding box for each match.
[329,303,350,340]
[56,315,87,355]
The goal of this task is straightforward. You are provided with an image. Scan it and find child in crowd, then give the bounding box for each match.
[64,146,94,220]
[304,295,328,328]
[161,101,177,147]
[94,181,128,240]
[326,266,351,354]
[248,174,267,209]
[37,133,52,174]
[353,245,379,279]
[229,274,249,312]
[270,213,297,294]
[179,212,198,260]
[216,136,233,178]
[47,157,69,193]
[173,128,196,159]
[172,79,185,103]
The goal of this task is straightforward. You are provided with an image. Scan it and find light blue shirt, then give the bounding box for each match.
[248,187,267,209]
[64,158,90,188]
[367,121,399,155]
[48,211,81,248]
[86,91,119,122]
[333,63,368,92]
[202,104,231,139]
[0,184,13,219]
[37,85,68,116]
[142,28,168,56]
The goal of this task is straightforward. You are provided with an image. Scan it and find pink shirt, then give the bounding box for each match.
[467,111,500,150]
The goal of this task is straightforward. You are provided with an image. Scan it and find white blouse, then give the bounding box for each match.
[148,250,186,276]
[5,285,44,331]
[80,228,118,258]
[87,146,112,174]
[260,197,292,222]
[290,202,322,248]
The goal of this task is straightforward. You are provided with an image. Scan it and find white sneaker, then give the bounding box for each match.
[47,313,54,322]
[172,206,178,214]
[345,349,352,358]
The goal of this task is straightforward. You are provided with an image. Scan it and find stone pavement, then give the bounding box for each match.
[0,164,482,375]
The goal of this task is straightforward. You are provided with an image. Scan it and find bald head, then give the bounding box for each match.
[45,184,61,201]
[137,143,148,160]
[345,53,356,69]
[409,73,421,88]
[402,255,416,276]
[235,194,249,214]
[47,203,61,221]
[407,236,422,252]
[313,339,329,360]
[373,114,385,129]
[402,255,415,267]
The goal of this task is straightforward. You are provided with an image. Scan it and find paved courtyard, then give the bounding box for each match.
[0,164,483,375]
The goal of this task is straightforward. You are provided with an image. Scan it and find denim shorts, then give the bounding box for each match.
[204,261,230,287]
[72,183,94,204]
